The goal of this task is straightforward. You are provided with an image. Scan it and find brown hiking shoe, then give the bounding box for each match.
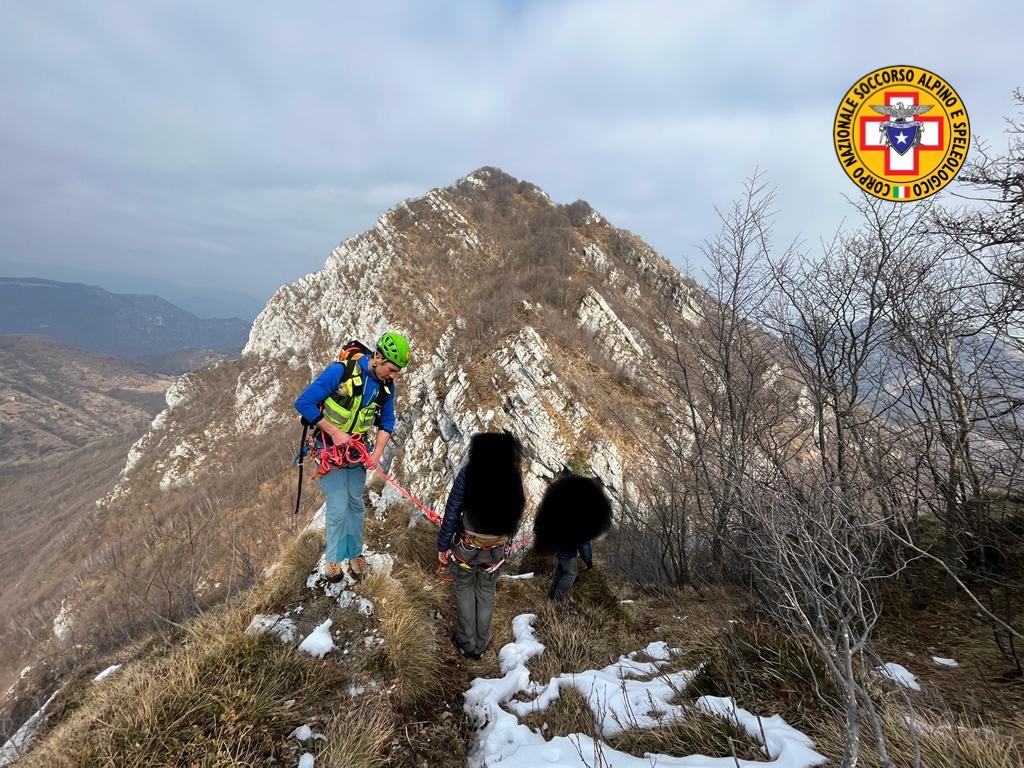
[323,561,345,583]
[349,555,367,581]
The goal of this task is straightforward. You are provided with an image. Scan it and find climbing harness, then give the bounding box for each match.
[300,428,535,580]
[450,532,510,574]
[307,434,442,524]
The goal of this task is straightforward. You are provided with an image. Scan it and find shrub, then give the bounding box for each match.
[360,574,445,712]
[320,692,396,768]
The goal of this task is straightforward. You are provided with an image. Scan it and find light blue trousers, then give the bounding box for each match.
[320,465,367,562]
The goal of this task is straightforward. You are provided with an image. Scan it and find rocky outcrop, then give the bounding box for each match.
[70,168,735,665]
[105,169,693,522]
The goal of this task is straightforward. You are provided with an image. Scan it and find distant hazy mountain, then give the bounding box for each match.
[0,260,267,320]
[0,277,251,371]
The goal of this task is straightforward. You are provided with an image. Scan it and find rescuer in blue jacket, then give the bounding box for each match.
[294,332,410,582]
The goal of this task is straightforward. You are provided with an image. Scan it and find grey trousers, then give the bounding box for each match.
[550,556,579,601]
[451,564,499,655]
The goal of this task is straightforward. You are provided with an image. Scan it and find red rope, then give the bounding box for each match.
[316,438,442,524]
[312,437,533,553]
[507,533,534,554]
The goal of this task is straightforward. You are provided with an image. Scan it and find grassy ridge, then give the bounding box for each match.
[15,506,1024,767]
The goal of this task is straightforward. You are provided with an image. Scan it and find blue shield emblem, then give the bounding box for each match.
[885,122,919,155]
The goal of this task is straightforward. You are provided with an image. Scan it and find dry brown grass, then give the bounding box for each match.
[520,685,597,739]
[682,611,1024,766]
[873,585,1024,728]
[495,583,772,764]
[683,617,845,733]
[320,691,396,768]
[360,573,446,712]
[526,600,631,683]
[245,528,325,612]
[608,705,765,761]
[396,519,443,573]
[814,706,1024,767]
[21,604,349,768]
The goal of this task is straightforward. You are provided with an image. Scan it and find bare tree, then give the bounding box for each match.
[608,433,696,588]
[651,174,796,582]
[747,468,897,767]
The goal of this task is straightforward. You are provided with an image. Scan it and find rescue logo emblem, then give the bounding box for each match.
[833,66,970,201]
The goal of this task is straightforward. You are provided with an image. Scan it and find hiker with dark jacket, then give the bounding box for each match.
[294,332,411,583]
[533,473,612,602]
[438,432,525,660]
[550,541,593,601]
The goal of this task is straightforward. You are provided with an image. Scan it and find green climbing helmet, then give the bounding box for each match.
[376,331,411,368]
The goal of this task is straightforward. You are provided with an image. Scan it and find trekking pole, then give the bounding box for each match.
[293,423,309,516]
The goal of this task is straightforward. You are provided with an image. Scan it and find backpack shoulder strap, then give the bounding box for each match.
[341,356,365,397]
[374,378,392,407]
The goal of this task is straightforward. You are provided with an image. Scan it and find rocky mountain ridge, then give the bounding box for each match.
[14,167,727,700]
[103,168,706,518]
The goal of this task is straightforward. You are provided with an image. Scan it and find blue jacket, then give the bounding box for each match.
[437,466,525,552]
[437,467,468,552]
[294,355,396,433]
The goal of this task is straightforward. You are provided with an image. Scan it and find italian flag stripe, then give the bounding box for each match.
[892,186,910,199]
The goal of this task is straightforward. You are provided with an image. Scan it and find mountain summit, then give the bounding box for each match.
[110,165,704,507]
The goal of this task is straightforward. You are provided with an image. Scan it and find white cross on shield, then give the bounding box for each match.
[859,91,943,175]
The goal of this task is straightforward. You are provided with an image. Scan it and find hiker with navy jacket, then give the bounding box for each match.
[438,432,525,660]
[550,541,593,601]
[533,473,612,602]
[294,332,411,583]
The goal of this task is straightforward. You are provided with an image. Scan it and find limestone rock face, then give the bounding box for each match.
[74,167,731,653]
[103,168,706,522]
[577,288,647,365]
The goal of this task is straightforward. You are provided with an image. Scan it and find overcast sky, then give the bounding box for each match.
[1,1,1020,309]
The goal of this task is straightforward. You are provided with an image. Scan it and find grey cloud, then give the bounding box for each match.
[1,0,1021,300]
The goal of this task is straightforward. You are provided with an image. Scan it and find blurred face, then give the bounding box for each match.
[371,353,402,382]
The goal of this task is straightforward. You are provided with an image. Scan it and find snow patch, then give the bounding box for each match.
[93,665,122,682]
[465,613,826,768]
[876,662,921,691]
[298,619,335,658]
[931,656,959,668]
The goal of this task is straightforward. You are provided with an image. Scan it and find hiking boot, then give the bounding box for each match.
[323,561,345,583]
[349,555,367,581]
[450,632,470,657]
[468,643,488,661]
